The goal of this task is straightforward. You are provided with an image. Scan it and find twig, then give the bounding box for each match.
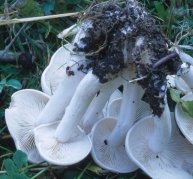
[0,50,21,62]
[152,52,178,69]
[0,12,81,26]
[0,152,13,159]
[9,0,25,12]
[77,162,92,179]
[129,75,148,83]
[2,23,26,55]
[178,45,193,50]
[0,171,6,174]
[4,0,9,17]
[29,166,65,172]
[0,134,11,140]
[31,166,49,179]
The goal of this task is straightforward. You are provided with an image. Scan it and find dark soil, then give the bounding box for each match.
[73,0,182,116]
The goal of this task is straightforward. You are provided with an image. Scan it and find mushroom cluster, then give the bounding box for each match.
[5,0,193,178]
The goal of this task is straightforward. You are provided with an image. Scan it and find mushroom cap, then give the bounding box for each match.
[34,121,92,165]
[107,98,152,120]
[5,89,50,163]
[91,118,138,173]
[41,43,86,95]
[107,98,122,118]
[125,114,193,179]
[175,92,193,144]
[102,89,122,117]
[174,76,191,94]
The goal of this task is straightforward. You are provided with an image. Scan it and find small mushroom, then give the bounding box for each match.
[175,92,193,144]
[126,112,193,179]
[91,82,151,173]
[5,89,50,163]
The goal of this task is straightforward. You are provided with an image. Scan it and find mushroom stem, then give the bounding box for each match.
[82,77,123,133]
[180,66,193,89]
[148,103,171,153]
[107,82,143,146]
[55,71,103,142]
[36,63,84,126]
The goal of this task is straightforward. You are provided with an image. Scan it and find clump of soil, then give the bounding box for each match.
[73,0,182,116]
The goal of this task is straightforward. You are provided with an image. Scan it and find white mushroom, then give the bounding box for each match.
[5,89,50,163]
[125,109,193,179]
[175,92,193,144]
[91,82,151,173]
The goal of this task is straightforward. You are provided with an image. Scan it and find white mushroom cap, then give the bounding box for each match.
[91,118,138,173]
[102,90,122,117]
[107,98,122,118]
[107,98,152,120]
[34,121,92,165]
[5,89,50,163]
[125,113,193,179]
[41,43,86,95]
[175,92,193,144]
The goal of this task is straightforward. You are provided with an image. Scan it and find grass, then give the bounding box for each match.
[0,0,193,178]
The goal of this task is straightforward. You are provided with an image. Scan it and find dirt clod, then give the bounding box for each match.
[74,0,182,116]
